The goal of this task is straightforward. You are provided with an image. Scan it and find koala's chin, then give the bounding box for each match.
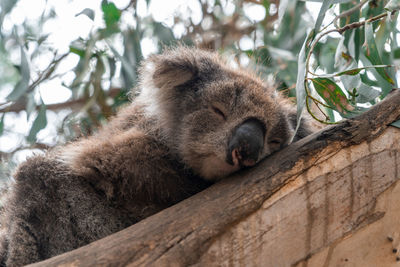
[198,156,241,181]
[0,46,316,267]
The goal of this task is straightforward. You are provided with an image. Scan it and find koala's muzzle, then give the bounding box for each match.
[227,119,265,167]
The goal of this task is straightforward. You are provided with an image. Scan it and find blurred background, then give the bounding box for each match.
[0,0,399,180]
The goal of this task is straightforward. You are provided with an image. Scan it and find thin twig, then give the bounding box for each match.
[28,53,69,92]
[333,0,369,29]
[0,88,122,113]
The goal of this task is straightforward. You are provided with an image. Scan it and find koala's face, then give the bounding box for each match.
[139,47,294,181]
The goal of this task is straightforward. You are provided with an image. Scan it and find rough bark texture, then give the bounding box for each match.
[30,89,400,267]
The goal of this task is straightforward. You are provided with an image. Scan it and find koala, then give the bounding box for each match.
[0,46,314,266]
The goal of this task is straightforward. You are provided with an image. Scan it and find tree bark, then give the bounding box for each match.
[29,89,400,267]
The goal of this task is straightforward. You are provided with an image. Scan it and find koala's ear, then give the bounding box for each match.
[144,49,199,89]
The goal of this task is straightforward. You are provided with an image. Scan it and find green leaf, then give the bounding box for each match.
[340,67,360,94]
[314,0,334,33]
[76,8,95,21]
[360,53,393,97]
[391,120,400,129]
[26,92,36,120]
[108,56,116,80]
[337,68,362,76]
[0,114,5,136]
[360,72,379,87]
[276,0,290,26]
[27,104,47,143]
[364,23,394,85]
[316,65,394,78]
[106,40,136,88]
[292,35,308,141]
[0,0,18,14]
[356,84,381,103]
[384,0,400,11]
[153,22,175,47]
[6,46,30,101]
[69,46,85,58]
[375,20,390,54]
[262,0,270,11]
[101,1,121,28]
[311,78,355,116]
[0,0,18,26]
[394,48,400,59]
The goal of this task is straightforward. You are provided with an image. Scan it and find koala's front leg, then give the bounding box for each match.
[5,222,41,267]
[63,128,208,207]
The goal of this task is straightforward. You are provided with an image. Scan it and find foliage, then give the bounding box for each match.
[0,0,399,167]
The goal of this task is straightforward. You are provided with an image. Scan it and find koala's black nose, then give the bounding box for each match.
[227,119,265,167]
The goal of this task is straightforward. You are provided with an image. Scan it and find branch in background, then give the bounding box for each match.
[28,53,69,92]
[0,88,122,114]
[0,142,50,159]
[121,0,137,12]
[333,0,369,29]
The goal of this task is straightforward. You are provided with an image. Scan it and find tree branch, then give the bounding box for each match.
[0,88,122,114]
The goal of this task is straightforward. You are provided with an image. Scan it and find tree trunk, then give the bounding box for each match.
[29,89,400,267]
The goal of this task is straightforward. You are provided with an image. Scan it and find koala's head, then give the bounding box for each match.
[138,47,295,181]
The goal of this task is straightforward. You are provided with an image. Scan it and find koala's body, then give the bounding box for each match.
[0,47,314,266]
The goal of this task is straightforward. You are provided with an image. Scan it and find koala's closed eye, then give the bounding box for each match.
[268,139,281,145]
[211,105,227,120]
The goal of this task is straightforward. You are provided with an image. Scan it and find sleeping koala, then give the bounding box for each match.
[0,47,314,266]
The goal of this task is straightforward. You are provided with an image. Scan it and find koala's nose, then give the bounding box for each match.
[227,119,265,167]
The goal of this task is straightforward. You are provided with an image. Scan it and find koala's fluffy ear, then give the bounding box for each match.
[144,48,199,89]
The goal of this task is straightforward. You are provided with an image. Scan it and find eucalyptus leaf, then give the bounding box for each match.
[76,8,95,21]
[106,40,136,87]
[6,47,30,101]
[25,92,36,120]
[364,23,395,85]
[360,53,393,97]
[314,0,334,33]
[101,1,121,28]
[391,119,400,128]
[292,35,308,142]
[0,0,18,26]
[317,65,394,78]
[384,0,400,11]
[334,36,347,68]
[0,0,18,14]
[276,0,290,26]
[356,84,381,103]
[394,48,400,58]
[27,104,47,143]
[311,78,355,116]
[153,22,175,47]
[108,56,116,80]
[360,72,379,87]
[0,114,5,136]
[340,70,360,94]
[69,46,85,58]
